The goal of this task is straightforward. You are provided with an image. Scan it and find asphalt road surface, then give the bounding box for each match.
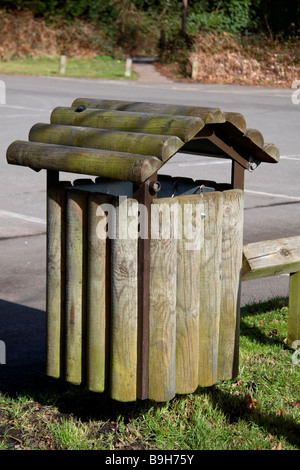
[0,73,299,387]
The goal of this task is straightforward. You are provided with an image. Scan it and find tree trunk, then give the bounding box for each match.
[182,0,188,38]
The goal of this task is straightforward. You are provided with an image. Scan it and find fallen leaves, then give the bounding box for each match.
[267,329,279,337]
[230,381,258,410]
[272,442,282,450]
[189,31,300,88]
[231,379,243,387]
[0,10,107,60]
[244,393,257,410]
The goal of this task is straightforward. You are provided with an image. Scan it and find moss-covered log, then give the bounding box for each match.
[6,140,163,183]
[71,98,225,124]
[29,123,184,162]
[50,106,205,143]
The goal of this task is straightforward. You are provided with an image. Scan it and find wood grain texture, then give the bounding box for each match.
[65,189,88,385]
[46,183,69,379]
[223,112,247,133]
[148,198,178,401]
[244,128,264,148]
[218,189,243,381]
[198,191,223,387]
[110,198,139,401]
[263,143,280,163]
[86,193,112,392]
[242,236,300,281]
[175,195,202,394]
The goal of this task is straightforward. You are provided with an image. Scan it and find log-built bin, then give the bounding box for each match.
[6,98,280,402]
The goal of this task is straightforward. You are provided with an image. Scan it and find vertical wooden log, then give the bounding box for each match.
[148,198,178,401]
[288,271,300,348]
[86,193,112,392]
[65,189,88,385]
[218,189,243,381]
[110,197,139,401]
[198,191,223,387]
[46,181,69,378]
[175,195,202,394]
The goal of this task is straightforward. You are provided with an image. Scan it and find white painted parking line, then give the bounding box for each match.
[2,104,50,112]
[245,189,300,201]
[178,161,228,167]
[0,210,46,225]
[280,155,300,161]
[175,155,300,166]
[2,114,49,118]
[0,104,51,118]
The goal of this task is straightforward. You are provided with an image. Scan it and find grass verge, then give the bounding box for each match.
[0,297,299,451]
[0,55,136,80]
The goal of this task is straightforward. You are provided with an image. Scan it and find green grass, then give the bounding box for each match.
[0,55,136,80]
[0,297,299,450]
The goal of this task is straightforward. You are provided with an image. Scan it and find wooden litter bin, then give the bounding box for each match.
[6,98,280,402]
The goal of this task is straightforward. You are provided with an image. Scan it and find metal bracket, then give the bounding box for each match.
[248,157,261,172]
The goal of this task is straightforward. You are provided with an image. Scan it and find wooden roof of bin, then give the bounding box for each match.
[6,98,280,185]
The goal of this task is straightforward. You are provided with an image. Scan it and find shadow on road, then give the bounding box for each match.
[0,299,49,394]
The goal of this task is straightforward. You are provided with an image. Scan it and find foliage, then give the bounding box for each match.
[110,0,160,56]
[257,0,300,38]
[186,0,255,34]
[0,0,299,38]
[0,0,115,21]
[216,0,254,33]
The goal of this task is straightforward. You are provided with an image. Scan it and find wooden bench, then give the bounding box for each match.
[242,235,300,347]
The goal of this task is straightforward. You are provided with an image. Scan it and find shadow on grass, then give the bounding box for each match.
[0,297,299,449]
[203,386,300,448]
[240,296,289,348]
